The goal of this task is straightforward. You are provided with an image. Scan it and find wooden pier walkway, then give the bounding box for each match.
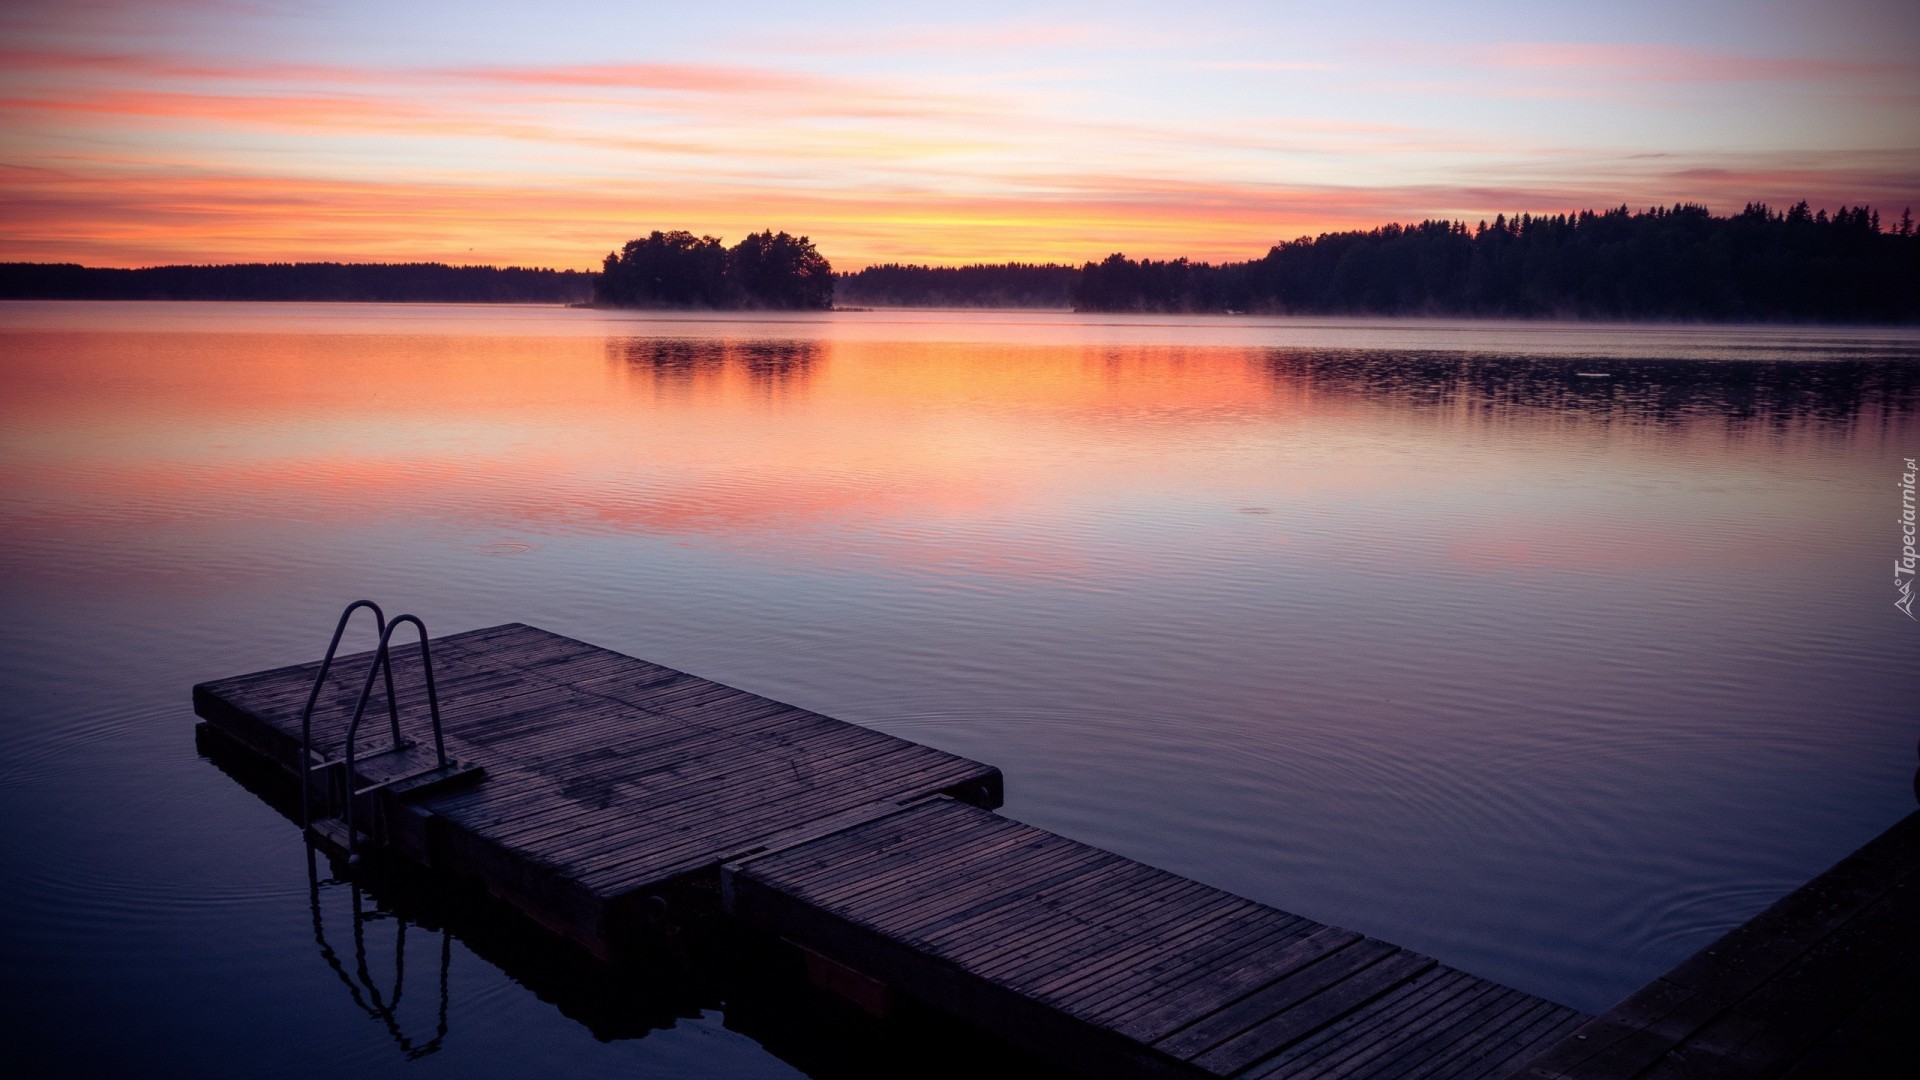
[196,621,1588,1077]
[727,797,1586,1079]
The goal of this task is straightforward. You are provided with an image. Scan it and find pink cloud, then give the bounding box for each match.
[439,61,853,96]
[1471,42,1905,83]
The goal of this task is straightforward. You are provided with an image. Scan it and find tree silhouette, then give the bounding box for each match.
[594,229,832,310]
[596,231,729,307]
[726,231,833,310]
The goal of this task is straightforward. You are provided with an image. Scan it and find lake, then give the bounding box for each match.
[2,301,1915,1077]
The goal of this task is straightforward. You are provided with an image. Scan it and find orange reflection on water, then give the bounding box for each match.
[2,304,1911,594]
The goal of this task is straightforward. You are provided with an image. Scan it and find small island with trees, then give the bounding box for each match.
[3,202,1915,322]
[594,230,833,310]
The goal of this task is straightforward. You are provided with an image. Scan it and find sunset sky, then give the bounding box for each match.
[2,0,1916,269]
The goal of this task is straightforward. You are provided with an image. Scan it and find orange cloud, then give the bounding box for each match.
[5,150,1914,271]
[1,35,1915,269]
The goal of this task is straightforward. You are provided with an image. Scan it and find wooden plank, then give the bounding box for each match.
[584,768,999,894]
[1150,934,1387,1060]
[1194,947,1435,1075]
[504,755,991,864]
[950,869,1204,987]
[1120,926,1359,1045]
[875,844,1132,944]
[1401,994,1553,1080]
[459,715,969,838]
[1072,913,1314,1024]
[974,871,1224,983]
[491,736,941,851]
[975,877,1230,990]
[571,758,1001,889]
[1238,968,1484,1079]
[485,704,949,815]
[1443,1007,1586,1080]
[749,799,966,870]
[879,832,1140,935]
[797,821,1069,917]
[833,846,1121,956]
[426,701,814,811]
[1330,983,1537,1080]
[736,803,983,888]
[777,819,1039,911]
[458,697,819,781]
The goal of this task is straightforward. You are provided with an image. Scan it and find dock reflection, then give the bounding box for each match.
[306,847,450,1060]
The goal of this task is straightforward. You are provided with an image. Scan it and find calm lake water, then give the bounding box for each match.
[2,302,1916,1077]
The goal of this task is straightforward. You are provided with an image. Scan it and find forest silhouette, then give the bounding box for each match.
[0,261,592,303]
[835,263,1079,308]
[4,203,1915,321]
[1068,203,1918,320]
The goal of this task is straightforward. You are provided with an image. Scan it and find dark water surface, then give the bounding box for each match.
[3,302,1916,1077]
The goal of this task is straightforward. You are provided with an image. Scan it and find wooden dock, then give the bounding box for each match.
[1515,808,1920,1079]
[196,620,1589,1077]
[194,623,1003,957]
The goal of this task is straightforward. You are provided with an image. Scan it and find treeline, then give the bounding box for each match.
[0,262,593,303]
[1074,203,1920,321]
[8,203,1914,321]
[595,230,832,309]
[836,263,1077,308]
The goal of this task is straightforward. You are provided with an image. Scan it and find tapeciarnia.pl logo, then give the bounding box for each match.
[1899,457,1918,619]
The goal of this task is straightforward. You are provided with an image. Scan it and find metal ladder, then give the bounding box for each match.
[296,600,466,862]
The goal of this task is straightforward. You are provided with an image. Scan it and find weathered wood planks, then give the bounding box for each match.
[1514,809,1920,1079]
[723,798,1587,1078]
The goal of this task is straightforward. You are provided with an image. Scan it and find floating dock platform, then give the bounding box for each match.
[195,620,1610,1077]
[195,623,1002,958]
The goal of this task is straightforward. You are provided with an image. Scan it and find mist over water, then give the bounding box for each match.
[2,302,1915,1077]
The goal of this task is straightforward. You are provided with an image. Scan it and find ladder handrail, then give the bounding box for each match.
[341,614,446,859]
[298,600,400,832]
